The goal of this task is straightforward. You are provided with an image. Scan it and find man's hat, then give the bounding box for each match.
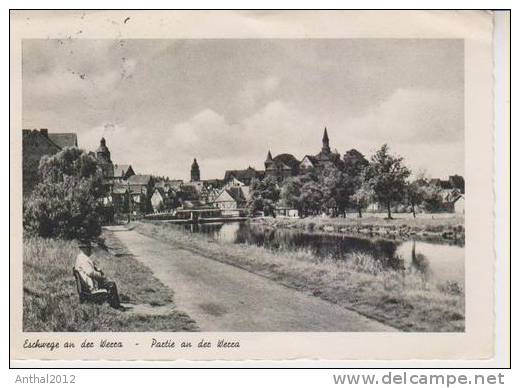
[78,239,92,249]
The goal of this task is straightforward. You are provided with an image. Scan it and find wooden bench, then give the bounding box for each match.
[72,269,109,304]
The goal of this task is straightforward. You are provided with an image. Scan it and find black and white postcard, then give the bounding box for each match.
[10,10,502,362]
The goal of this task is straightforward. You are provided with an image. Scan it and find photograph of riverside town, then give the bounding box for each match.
[22,39,465,333]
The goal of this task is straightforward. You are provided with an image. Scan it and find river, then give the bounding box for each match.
[172,221,465,287]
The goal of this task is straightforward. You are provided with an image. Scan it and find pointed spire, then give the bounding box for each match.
[323,127,329,142]
[321,127,331,154]
[100,137,106,146]
[266,150,273,161]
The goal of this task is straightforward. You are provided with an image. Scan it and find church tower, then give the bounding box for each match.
[191,158,200,182]
[265,150,275,177]
[96,137,112,163]
[265,150,274,168]
[321,127,331,154]
[95,137,113,178]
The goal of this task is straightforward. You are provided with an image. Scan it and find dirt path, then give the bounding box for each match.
[107,227,397,332]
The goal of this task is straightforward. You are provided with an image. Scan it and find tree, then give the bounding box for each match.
[343,150,370,217]
[319,167,346,217]
[299,180,324,216]
[406,178,427,218]
[280,177,302,214]
[248,176,280,217]
[363,144,411,219]
[343,149,369,176]
[421,182,444,213]
[23,148,104,240]
[351,184,373,218]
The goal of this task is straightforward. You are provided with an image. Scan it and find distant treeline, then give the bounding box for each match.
[248,144,451,219]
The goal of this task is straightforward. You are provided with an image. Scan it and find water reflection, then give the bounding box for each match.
[172,221,464,286]
[396,240,464,286]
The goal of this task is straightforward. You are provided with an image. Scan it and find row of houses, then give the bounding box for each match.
[22,128,465,219]
[90,139,250,218]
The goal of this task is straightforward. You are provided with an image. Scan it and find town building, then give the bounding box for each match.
[453,195,465,214]
[95,137,114,179]
[274,207,300,218]
[430,175,466,212]
[265,152,300,181]
[91,138,121,204]
[264,127,345,182]
[224,167,265,185]
[177,184,200,202]
[108,173,155,216]
[313,127,342,168]
[113,164,135,182]
[109,185,130,216]
[191,158,201,182]
[46,132,78,149]
[430,175,465,194]
[213,186,248,216]
[22,128,78,195]
[150,186,178,213]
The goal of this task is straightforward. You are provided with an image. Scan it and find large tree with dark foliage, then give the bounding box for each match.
[363,144,411,219]
[421,181,445,213]
[318,167,345,216]
[280,176,302,213]
[23,147,105,240]
[248,176,280,216]
[299,179,324,216]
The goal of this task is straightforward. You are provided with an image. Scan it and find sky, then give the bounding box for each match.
[22,39,464,181]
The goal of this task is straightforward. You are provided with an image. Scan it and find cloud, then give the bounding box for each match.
[71,89,464,181]
[22,39,463,180]
[94,100,322,180]
[79,123,135,155]
[346,88,463,144]
[262,76,281,93]
[235,76,281,113]
[165,99,319,161]
[242,100,321,155]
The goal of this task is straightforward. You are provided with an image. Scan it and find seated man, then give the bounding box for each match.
[74,240,121,308]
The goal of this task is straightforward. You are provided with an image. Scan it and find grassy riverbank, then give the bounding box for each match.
[251,214,465,243]
[23,232,197,332]
[136,221,464,332]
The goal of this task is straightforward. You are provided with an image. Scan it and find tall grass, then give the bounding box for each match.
[136,222,465,332]
[23,235,197,332]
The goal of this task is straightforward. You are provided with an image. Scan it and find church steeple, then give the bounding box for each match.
[190,158,200,182]
[265,150,274,170]
[322,127,331,154]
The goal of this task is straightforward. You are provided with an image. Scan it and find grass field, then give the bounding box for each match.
[23,232,198,332]
[136,221,465,332]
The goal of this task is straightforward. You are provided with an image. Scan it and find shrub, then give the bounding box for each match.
[23,148,104,240]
